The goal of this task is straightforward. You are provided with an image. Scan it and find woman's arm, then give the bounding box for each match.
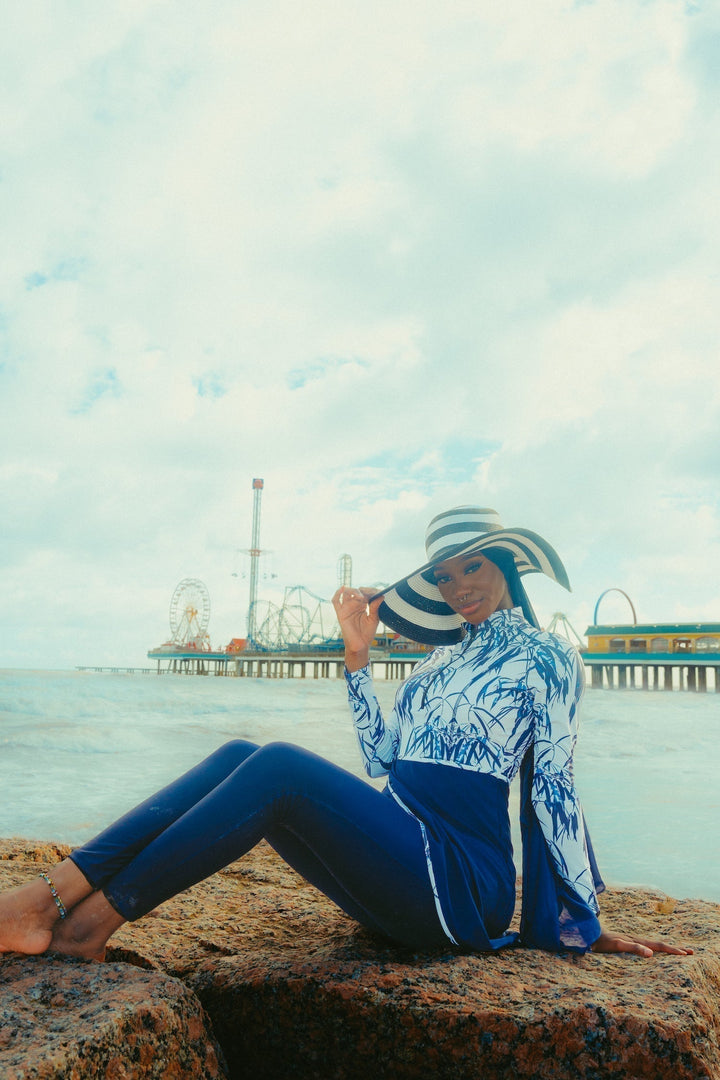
[529,645,600,920]
[332,586,399,777]
[530,643,693,957]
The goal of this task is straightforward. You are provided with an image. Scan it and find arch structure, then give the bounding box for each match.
[593,588,637,626]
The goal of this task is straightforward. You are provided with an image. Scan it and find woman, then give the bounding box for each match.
[0,507,690,960]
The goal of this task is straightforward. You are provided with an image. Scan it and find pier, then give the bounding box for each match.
[77,666,156,675]
[82,634,720,691]
[79,652,720,690]
[582,654,720,692]
[144,648,421,680]
[145,651,716,690]
[583,620,720,692]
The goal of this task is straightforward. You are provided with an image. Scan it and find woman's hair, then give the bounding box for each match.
[481,548,539,629]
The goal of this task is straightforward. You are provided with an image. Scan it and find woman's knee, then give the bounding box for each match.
[246,742,324,783]
[209,739,260,768]
[252,741,304,766]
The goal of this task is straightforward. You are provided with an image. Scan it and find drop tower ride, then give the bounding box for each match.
[247,478,264,645]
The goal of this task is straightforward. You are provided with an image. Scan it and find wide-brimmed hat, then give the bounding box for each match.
[372,506,570,646]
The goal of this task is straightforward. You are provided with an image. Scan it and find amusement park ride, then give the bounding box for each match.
[149,480,719,692]
[149,478,590,661]
[149,479,352,660]
[150,578,212,654]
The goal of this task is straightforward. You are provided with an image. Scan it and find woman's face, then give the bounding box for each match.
[432,551,513,625]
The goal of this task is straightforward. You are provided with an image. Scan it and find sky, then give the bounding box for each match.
[1,0,719,669]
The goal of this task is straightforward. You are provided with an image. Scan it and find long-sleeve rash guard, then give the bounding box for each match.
[345,606,602,950]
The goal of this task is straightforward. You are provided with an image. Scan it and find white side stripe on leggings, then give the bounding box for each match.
[386,779,459,947]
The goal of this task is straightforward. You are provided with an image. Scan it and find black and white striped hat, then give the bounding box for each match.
[373,506,570,646]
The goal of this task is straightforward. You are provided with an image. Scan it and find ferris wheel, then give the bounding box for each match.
[169,578,211,648]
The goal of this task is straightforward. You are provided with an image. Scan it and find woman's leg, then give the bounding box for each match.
[70,739,261,889]
[64,742,448,955]
[1,740,260,956]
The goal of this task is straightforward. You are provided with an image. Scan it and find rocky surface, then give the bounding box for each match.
[0,954,227,1080]
[2,839,719,1079]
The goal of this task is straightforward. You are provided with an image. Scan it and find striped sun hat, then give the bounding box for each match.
[373,506,570,646]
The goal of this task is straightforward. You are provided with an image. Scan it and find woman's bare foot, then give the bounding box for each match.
[0,860,94,955]
[50,891,126,961]
[0,880,59,954]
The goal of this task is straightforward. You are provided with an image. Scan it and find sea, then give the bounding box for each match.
[1,668,718,903]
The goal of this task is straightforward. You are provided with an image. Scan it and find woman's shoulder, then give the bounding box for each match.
[532,624,580,658]
[508,611,575,650]
[510,615,582,677]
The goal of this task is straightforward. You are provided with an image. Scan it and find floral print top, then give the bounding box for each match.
[345,606,599,916]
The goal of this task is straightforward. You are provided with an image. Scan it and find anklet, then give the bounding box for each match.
[38,871,68,919]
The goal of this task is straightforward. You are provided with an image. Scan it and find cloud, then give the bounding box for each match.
[1,0,719,667]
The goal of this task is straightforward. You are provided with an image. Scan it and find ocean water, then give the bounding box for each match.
[1,668,718,903]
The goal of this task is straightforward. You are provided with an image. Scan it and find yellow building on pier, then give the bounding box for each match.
[582,622,720,691]
[584,623,720,656]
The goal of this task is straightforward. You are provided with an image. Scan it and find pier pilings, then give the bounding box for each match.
[586,658,719,692]
[228,655,419,681]
[82,651,720,690]
[141,651,422,680]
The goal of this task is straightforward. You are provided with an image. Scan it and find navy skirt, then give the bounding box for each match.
[388,761,518,951]
[387,757,603,953]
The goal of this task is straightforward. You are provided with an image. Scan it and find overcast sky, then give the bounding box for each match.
[2,0,719,669]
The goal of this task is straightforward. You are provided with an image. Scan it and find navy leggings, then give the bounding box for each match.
[70,740,449,949]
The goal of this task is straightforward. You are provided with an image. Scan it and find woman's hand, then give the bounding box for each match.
[332,587,383,671]
[591,929,694,958]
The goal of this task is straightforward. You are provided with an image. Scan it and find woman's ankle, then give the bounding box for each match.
[50,891,126,961]
[42,858,95,911]
[0,860,99,956]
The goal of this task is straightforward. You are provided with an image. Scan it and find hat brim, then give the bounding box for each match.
[373,528,570,646]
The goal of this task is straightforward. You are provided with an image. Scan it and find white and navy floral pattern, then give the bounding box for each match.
[345,607,599,915]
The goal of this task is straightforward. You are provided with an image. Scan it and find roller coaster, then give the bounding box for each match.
[248,585,343,653]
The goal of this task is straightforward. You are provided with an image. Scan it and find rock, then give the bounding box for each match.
[1,841,226,1079]
[0,954,227,1080]
[2,839,719,1079]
